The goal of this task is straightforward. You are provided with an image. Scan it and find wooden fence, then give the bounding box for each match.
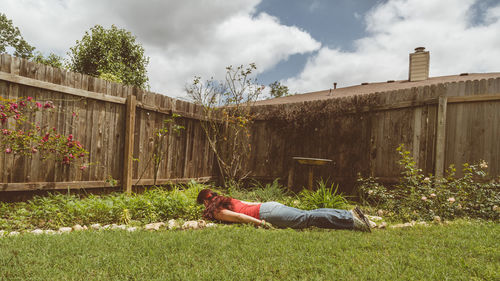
[1,53,499,195]
[0,54,215,193]
[249,77,500,192]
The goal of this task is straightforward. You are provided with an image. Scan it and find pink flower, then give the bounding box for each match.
[42,133,50,142]
[80,165,87,171]
[14,114,20,120]
[35,102,42,108]
[43,101,54,109]
[421,196,427,201]
[430,193,436,198]
[9,103,18,110]
[5,148,12,154]
[27,96,33,102]
[79,153,85,158]
[72,112,76,117]
[31,147,38,153]
[448,197,455,203]
[62,156,70,165]
[67,134,73,141]
[2,129,10,135]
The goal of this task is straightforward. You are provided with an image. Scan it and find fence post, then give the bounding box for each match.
[123,94,136,194]
[434,96,447,177]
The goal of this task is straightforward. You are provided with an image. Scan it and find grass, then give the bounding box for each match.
[1,221,498,280]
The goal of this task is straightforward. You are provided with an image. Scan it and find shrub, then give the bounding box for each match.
[297,180,349,210]
[0,183,205,231]
[228,179,291,204]
[358,144,500,222]
[0,96,88,166]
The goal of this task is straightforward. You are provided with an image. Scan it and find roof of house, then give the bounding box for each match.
[255,72,500,106]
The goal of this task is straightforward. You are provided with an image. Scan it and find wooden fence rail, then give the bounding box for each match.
[0,53,499,194]
[249,78,500,192]
[0,54,215,193]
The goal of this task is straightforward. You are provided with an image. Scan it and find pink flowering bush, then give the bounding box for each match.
[358,145,500,222]
[0,96,87,165]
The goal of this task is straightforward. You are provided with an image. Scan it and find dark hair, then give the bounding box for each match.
[197,189,232,220]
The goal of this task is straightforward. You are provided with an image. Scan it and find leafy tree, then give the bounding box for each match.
[186,64,264,187]
[32,51,64,68]
[0,13,64,69]
[0,13,35,58]
[268,81,290,99]
[68,24,150,89]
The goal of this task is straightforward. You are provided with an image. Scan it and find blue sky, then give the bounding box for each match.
[255,0,378,84]
[2,0,500,98]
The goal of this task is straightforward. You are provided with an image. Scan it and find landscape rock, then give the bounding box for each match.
[433,216,441,223]
[31,229,44,235]
[390,223,413,228]
[44,230,56,235]
[111,224,127,230]
[377,209,385,216]
[126,227,138,232]
[182,220,207,230]
[206,223,217,228]
[0,230,5,236]
[72,224,84,231]
[9,231,20,236]
[58,227,72,233]
[167,219,180,230]
[91,223,102,230]
[366,215,383,222]
[102,224,111,230]
[377,222,387,229]
[145,222,165,231]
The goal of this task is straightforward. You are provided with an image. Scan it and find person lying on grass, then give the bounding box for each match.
[197,189,375,231]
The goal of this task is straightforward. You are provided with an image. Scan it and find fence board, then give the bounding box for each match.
[0,54,499,194]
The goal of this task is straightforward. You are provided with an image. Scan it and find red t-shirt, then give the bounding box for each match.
[230,199,261,219]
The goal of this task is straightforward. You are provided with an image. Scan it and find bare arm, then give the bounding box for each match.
[214,209,264,227]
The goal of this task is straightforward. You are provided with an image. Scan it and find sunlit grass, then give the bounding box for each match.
[1,221,498,280]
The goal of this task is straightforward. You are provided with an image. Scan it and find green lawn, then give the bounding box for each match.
[0,221,498,281]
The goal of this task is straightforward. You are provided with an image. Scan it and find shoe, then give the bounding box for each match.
[353,206,372,232]
[352,213,369,232]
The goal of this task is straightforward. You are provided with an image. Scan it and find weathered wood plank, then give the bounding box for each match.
[0,55,9,183]
[123,94,136,194]
[434,96,447,177]
[0,176,214,191]
[7,57,20,183]
[0,71,126,104]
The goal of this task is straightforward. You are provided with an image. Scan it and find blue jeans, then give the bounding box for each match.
[259,202,354,229]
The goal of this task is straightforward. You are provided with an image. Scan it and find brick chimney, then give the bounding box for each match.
[409,47,430,82]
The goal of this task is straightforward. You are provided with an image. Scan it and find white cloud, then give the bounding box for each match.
[147,12,320,97]
[286,0,500,93]
[1,0,320,97]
